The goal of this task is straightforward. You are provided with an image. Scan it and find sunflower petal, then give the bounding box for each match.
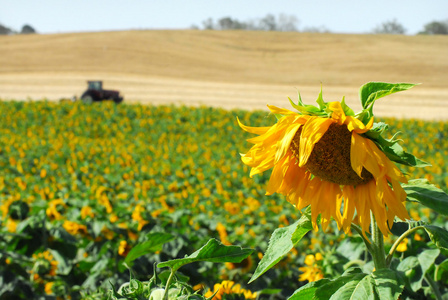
[275,123,301,164]
[298,117,333,167]
[267,104,297,115]
[237,117,271,135]
[350,132,367,177]
[266,154,290,195]
[345,116,374,133]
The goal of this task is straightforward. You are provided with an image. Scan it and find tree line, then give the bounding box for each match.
[0,23,37,35]
[191,14,448,35]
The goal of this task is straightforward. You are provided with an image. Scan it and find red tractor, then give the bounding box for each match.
[80,81,123,103]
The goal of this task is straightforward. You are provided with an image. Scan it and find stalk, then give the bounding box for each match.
[163,268,176,300]
[370,215,387,270]
[386,225,424,266]
[424,273,443,300]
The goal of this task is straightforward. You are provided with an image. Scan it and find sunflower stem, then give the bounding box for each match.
[424,273,443,300]
[386,225,425,267]
[350,223,373,253]
[370,215,387,270]
[163,268,176,300]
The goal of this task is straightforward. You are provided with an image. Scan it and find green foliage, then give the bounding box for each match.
[0,100,447,299]
[158,239,253,271]
[403,179,448,215]
[249,209,313,283]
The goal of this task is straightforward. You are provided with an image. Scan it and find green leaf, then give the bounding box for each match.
[371,269,405,300]
[310,269,404,300]
[382,143,431,168]
[157,239,253,272]
[435,259,448,282]
[396,256,423,292]
[364,124,429,167]
[288,279,330,300]
[423,225,448,250]
[249,211,313,283]
[315,273,368,300]
[403,179,448,215]
[359,82,417,110]
[124,233,175,268]
[418,249,440,275]
[329,274,373,300]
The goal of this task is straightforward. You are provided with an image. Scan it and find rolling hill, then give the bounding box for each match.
[0,30,447,119]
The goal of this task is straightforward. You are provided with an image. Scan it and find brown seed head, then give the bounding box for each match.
[290,123,373,186]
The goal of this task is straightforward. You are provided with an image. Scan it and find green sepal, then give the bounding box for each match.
[288,96,325,116]
[340,96,355,116]
[316,86,327,110]
[273,113,283,120]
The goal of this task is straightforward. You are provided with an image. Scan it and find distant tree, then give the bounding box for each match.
[419,20,448,35]
[0,23,14,35]
[302,26,330,33]
[194,14,300,32]
[373,19,407,34]
[258,14,277,31]
[202,18,215,30]
[217,17,247,30]
[277,13,299,32]
[21,24,36,34]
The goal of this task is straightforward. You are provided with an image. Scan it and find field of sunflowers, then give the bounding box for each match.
[0,100,447,299]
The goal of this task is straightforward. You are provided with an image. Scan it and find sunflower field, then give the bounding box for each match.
[0,100,447,299]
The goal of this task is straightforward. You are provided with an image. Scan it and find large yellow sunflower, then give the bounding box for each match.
[239,82,424,236]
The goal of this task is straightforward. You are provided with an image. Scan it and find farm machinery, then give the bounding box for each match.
[80,81,123,103]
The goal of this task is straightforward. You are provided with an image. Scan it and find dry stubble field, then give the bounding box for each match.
[0,30,447,119]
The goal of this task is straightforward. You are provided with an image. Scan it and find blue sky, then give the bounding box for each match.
[1,0,447,35]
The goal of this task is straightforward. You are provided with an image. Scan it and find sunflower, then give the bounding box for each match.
[239,82,425,236]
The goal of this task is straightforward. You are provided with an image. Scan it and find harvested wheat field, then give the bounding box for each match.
[0,30,447,119]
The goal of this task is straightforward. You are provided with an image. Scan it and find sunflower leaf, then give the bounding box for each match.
[365,129,430,167]
[249,210,314,283]
[157,239,253,272]
[359,82,418,111]
[382,143,431,167]
[288,278,331,299]
[423,226,448,251]
[403,179,448,215]
[312,269,404,300]
[124,233,175,268]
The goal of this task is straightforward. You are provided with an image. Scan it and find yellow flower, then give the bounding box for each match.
[299,253,324,282]
[62,220,88,236]
[204,280,257,299]
[396,238,409,252]
[239,97,410,236]
[45,282,54,294]
[30,250,58,283]
[80,206,94,219]
[216,222,231,245]
[118,240,131,257]
[46,199,67,220]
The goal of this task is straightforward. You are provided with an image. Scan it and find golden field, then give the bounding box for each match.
[0,30,447,119]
